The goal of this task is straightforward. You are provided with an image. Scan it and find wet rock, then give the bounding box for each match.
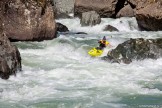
[0,58,10,79]
[0,32,21,79]
[75,32,88,34]
[101,55,120,63]
[0,0,57,41]
[116,4,135,18]
[80,11,101,26]
[103,25,119,32]
[74,0,117,18]
[105,38,162,64]
[56,22,69,32]
[57,32,88,36]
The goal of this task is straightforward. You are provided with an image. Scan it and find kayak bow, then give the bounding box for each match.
[88,48,103,57]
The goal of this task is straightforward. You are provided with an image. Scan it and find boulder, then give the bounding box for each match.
[56,22,69,32]
[101,55,120,63]
[80,11,101,26]
[103,25,119,32]
[0,0,57,41]
[54,0,74,19]
[116,4,135,18]
[74,0,117,18]
[0,32,21,79]
[104,38,162,64]
[135,2,162,31]
[75,32,88,34]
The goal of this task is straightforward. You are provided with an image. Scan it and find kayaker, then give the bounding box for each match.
[97,36,109,50]
[88,36,110,57]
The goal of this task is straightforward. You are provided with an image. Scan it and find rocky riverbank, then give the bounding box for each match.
[0,0,57,79]
[74,0,162,30]
[1,0,162,79]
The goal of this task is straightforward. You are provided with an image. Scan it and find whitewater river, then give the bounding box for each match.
[0,18,162,108]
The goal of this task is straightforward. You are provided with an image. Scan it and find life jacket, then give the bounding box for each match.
[99,40,109,46]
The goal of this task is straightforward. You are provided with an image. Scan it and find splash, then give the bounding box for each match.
[0,18,162,108]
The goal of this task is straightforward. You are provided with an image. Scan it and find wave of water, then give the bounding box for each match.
[57,17,162,39]
[0,18,162,108]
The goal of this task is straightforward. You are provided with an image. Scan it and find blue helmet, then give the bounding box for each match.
[103,36,106,40]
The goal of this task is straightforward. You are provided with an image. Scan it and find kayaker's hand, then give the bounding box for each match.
[108,44,113,47]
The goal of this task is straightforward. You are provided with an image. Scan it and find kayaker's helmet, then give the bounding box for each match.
[103,36,106,40]
[103,36,106,43]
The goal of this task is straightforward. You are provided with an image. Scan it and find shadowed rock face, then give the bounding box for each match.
[0,0,57,41]
[74,0,117,18]
[103,25,119,32]
[56,22,69,32]
[0,24,21,79]
[103,38,162,64]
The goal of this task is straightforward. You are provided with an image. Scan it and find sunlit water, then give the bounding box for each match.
[0,18,162,108]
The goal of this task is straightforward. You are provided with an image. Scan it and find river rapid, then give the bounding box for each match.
[0,18,162,108]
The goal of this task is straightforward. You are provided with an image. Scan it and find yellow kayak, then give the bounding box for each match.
[88,48,103,57]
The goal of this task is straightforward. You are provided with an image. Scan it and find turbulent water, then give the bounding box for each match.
[1,17,162,108]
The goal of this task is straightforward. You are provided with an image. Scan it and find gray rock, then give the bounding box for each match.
[103,25,119,32]
[0,32,21,79]
[80,11,101,26]
[105,38,162,64]
[56,22,69,32]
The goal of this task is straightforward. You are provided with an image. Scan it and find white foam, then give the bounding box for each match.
[56,17,139,34]
[1,18,162,107]
[56,18,162,39]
